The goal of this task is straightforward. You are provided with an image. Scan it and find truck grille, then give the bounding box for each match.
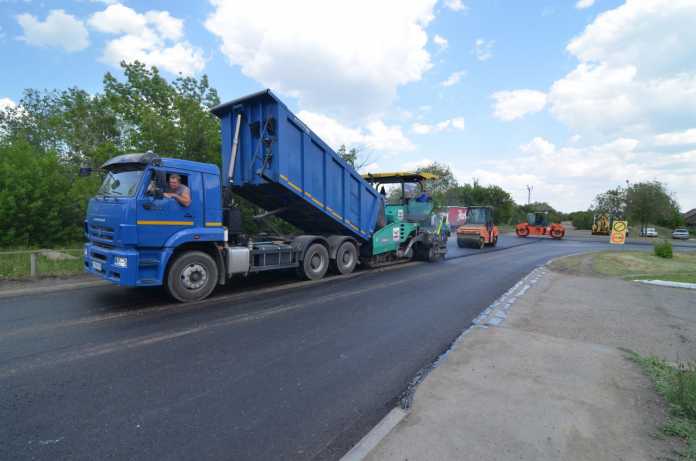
[89,224,114,242]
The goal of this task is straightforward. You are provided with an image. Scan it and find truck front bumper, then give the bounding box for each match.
[84,243,164,287]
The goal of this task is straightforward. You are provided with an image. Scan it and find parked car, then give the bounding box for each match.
[672,228,690,240]
[640,227,658,237]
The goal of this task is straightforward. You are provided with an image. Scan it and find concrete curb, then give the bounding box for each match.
[0,279,109,299]
[339,408,409,461]
[634,279,696,290]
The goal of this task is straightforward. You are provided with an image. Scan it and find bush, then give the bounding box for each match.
[570,211,593,230]
[654,240,673,259]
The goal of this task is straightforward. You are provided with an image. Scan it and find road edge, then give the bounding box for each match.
[0,279,109,299]
[339,407,409,461]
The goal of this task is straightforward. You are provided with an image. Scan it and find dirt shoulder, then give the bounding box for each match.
[364,262,694,461]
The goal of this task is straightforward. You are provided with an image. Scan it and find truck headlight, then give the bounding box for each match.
[114,256,128,268]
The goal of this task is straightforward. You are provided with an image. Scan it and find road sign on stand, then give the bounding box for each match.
[610,221,627,245]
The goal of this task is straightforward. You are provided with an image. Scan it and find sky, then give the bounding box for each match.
[1,0,695,212]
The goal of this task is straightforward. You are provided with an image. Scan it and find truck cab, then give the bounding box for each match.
[84,152,225,296]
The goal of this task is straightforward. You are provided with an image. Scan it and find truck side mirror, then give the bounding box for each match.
[79,167,93,177]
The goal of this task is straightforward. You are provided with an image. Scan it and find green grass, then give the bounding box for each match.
[551,251,696,284]
[0,249,84,279]
[628,352,696,459]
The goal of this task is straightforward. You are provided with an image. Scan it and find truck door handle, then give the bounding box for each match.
[143,202,152,210]
[184,213,193,218]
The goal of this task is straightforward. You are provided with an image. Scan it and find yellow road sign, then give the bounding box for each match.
[610,220,627,245]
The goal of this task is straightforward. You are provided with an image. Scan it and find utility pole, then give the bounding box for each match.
[526,184,533,205]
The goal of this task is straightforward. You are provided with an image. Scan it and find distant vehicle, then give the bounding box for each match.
[640,227,658,237]
[672,228,690,240]
[592,213,612,235]
[447,206,468,233]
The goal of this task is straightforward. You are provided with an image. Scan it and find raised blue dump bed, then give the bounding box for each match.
[211,90,381,241]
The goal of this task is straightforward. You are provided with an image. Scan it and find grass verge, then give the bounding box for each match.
[550,251,696,283]
[0,249,84,279]
[628,352,696,459]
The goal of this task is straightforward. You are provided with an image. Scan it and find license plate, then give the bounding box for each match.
[92,261,102,271]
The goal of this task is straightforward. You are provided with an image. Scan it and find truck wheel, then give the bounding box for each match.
[299,243,329,280]
[166,251,218,302]
[333,241,357,275]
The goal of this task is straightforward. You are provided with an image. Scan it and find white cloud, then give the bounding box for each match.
[441,69,466,87]
[205,0,436,116]
[654,128,696,146]
[469,135,696,211]
[411,117,464,134]
[0,97,16,111]
[492,90,547,121]
[89,3,204,76]
[298,110,415,153]
[402,158,435,170]
[16,9,89,52]
[473,38,494,61]
[433,34,448,51]
[547,0,696,137]
[443,0,467,12]
[521,137,556,156]
[575,0,595,9]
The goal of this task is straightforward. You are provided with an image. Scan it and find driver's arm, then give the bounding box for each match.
[171,189,191,207]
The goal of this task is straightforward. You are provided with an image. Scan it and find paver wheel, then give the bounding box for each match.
[333,241,357,275]
[298,243,329,280]
[166,251,218,302]
[516,227,529,237]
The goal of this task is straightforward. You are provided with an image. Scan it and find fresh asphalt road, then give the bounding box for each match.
[0,235,675,460]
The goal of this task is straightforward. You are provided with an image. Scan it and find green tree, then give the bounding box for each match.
[0,140,98,246]
[593,187,627,217]
[103,61,221,165]
[416,162,458,197]
[625,181,676,231]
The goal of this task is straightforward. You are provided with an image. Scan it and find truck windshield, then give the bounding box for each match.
[97,168,144,197]
[466,208,488,225]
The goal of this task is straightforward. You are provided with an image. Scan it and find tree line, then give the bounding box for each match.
[568,182,684,231]
[0,62,685,247]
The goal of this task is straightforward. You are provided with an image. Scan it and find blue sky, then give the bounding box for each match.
[1,0,694,211]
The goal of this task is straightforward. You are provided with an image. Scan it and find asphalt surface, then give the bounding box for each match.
[0,235,672,460]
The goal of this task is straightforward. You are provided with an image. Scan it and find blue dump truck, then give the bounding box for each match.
[84,90,447,301]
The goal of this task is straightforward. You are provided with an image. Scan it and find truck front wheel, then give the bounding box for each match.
[166,251,218,302]
[298,243,329,281]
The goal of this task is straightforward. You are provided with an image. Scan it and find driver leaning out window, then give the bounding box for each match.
[164,174,191,207]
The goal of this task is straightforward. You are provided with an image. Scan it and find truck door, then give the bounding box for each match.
[136,169,203,247]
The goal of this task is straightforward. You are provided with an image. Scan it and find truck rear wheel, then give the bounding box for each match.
[299,243,329,280]
[166,251,218,302]
[333,241,357,275]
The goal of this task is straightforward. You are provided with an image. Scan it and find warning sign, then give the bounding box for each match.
[610,220,627,245]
